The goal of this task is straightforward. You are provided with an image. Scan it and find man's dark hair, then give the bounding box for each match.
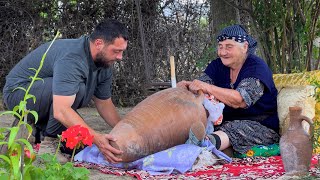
[90,19,128,43]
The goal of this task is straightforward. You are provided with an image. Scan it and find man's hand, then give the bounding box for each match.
[53,95,123,163]
[94,133,123,163]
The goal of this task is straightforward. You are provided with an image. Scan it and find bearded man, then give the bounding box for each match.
[3,19,128,163]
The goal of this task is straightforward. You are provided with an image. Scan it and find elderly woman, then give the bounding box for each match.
[179,25,280,154]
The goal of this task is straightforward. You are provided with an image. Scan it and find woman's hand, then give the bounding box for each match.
[188,79,210,94]
[177,80,191,89]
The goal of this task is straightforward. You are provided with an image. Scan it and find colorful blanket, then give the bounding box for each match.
[74,141,231,175]
[75,155,320,179]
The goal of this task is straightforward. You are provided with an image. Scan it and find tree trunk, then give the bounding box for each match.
[306,0,320,70]
[209,0,240,41]
[135,0,151,83]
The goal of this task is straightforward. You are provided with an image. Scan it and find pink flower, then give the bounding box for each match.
[24,148,36,161]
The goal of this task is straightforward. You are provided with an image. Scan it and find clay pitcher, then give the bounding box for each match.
[280,106,313,176]
[109,88,207,162]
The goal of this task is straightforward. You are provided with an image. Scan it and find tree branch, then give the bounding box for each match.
[221,0,254,17]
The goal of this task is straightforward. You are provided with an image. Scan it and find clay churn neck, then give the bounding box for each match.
[289,106,302,116]
[288,106,303,129]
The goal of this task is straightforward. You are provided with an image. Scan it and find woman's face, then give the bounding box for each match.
[217,39,248,68]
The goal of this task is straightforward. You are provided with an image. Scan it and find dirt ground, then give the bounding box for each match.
[0,107,135,180]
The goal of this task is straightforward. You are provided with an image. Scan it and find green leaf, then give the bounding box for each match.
[29,111,39,123]
[0,155,10,164]
[0,111,21,119]
[39,153,58,164]
[40,12,48,18]
[8,127,19,149]
[0,174,9,179]
[28,166,45,180]
[0,128,9,140]
[34,77,44,83]
[72,167,90,179]
[13,105,20,113]
[25,94,36,104]
[0,127,7,133]
[28,68,37,72]
[16,138,33,154]
[0,142,8,146]
[22,165,32,180]
[12,87,26,93]
[24,122,33,139]
[18,101,27,113]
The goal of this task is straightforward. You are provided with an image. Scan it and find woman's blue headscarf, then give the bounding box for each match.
[216,24,257,54]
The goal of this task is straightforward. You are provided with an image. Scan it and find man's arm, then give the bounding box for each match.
[53,95,123,163]
[53,95,90,128]
[92,96,121,127]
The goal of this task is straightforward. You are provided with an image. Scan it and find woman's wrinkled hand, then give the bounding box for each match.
[188,79,210,94]
[177,80,191,89]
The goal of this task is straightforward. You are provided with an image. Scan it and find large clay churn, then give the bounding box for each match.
[109,88,207,162]
[280,106,313,176]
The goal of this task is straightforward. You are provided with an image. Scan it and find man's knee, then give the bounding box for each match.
[45,123,67,138]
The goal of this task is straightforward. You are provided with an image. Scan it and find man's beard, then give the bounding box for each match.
[95,52,113,68]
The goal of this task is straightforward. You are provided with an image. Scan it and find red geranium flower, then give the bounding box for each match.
[61,125,94,150]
